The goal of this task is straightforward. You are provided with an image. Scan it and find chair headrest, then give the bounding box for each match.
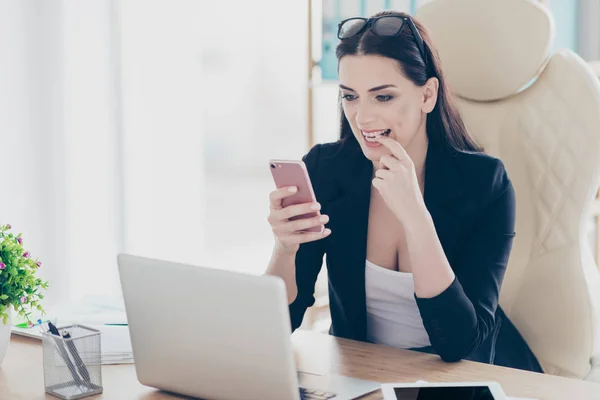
[416,0,555,101]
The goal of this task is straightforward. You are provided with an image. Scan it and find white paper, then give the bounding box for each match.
[93,325,132,353]
[89,325,134,364]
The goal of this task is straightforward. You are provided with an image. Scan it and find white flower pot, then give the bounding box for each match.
[0,308,12,365]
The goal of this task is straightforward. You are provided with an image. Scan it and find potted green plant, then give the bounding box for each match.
[0,224,49,364]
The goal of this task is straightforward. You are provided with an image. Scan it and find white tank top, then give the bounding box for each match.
[365,259,431,349]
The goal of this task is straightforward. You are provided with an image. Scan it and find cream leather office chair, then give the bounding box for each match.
[417,0,600,381]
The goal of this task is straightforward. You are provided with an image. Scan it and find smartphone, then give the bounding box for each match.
[269,159,324,233]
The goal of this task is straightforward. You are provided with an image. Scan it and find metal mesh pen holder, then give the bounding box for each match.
[42,324,103,399]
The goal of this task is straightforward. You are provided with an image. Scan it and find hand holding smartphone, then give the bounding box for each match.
[267,159,331,252]
[269,159,323,233]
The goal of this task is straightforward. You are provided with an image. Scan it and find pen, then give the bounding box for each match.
[61,330,91,383]
[15,319,48,329]
[47,322,85,388]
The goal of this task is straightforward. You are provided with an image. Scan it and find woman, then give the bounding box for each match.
[265,10,542,372]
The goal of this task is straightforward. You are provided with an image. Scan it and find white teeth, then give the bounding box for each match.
[363,129,386,137]
[362,129,390,142]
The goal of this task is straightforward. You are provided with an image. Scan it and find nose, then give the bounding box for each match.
[355,101,377,127]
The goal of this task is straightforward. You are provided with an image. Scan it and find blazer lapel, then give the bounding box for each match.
[423,142,466,262]
[321,141,372,340]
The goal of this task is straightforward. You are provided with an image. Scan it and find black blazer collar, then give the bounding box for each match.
[423,140,464,210]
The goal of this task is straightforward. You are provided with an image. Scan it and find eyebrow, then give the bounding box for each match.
[339,84,397,92]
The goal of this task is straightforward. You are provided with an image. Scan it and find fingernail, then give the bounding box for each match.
[324,228,331,235]
[288,187,297,193]
[319,215,329,222]
[311,203,321,210]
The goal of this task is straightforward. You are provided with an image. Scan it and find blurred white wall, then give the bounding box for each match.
[200,0,308,171]
[0,0,311,309]
[118,0,206,267]
[1,1,71,305]
[61,0,123,302]
[1,0,128,305]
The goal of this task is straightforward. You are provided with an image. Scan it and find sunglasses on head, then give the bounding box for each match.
[337,15,427,67]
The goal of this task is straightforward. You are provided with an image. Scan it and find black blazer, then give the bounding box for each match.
[289,138,543,373]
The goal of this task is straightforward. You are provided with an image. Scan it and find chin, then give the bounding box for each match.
[360,146,386,162]
[355,135,395,160]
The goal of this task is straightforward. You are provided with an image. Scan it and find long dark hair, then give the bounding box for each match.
[336,10,481,153]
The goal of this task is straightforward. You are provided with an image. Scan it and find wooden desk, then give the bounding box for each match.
[2,331,600,400]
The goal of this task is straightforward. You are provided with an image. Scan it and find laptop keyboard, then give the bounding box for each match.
[300,387,337,399]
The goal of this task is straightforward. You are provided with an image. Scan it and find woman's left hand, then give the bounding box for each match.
[372,136,428,225]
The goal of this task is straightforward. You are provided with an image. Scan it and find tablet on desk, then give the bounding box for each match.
[381,381,507,400]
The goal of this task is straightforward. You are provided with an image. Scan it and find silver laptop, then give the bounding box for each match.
[117,253,379,400]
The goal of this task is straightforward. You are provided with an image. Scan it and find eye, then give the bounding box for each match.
[376,95,394,102]
[342,94,357,102]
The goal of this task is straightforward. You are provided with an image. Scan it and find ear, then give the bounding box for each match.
[421,77,439,114]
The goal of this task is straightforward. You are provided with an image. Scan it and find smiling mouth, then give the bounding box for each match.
[361,129,391,142]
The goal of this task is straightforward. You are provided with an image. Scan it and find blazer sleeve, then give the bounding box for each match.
[288,144,326,331]
[415,160,516,362]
